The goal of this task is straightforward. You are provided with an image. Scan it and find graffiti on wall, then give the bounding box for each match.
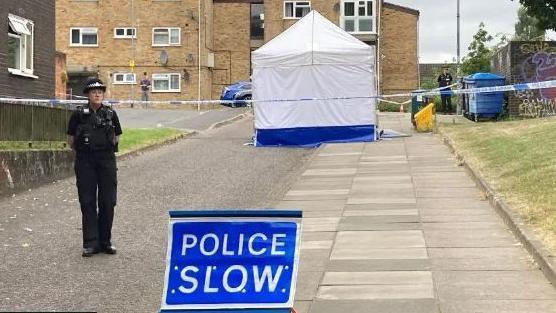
[516,90,556,118]
[518,42,556,117]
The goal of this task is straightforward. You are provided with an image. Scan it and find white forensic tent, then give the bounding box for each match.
[252,10,377,147]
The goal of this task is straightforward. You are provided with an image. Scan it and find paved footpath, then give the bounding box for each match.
[280,113,556,313]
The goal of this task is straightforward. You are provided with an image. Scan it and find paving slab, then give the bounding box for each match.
[326,259,431,272]
[333,230,426,249]
[438,300,556,313]
[309,299,440,313]
[347,197,416,205]
[321,271,433,285]
[340,215,420,225]
[293,301,312,313]
[422,221,507,230]
[345,203,417,211]
[302,168,357,177]
[276,200,345,211]
[316,284,434,300]
[331,248,429,260]
[295,271,324,301]
[433,271,556,300]
[298,249,330,272]
[337,222,422,231]
[420,213,500,222]
[415,187,481,198]
[284,189,350,201]
[424,229,518,248]
[428,247,535,271]
[302,217,341,232]
[301,240,334,250]
[343,209,418,217]
[417,198,491,210]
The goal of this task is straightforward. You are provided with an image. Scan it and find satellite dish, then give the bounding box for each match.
[160,50,169,66]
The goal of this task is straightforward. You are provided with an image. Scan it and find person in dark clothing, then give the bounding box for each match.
[140,72,151,108]
[437,67,454,113]
[67,78,123,257]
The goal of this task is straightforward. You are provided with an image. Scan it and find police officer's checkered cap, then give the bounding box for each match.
[83,78,106,94]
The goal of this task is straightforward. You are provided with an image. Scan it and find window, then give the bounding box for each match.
[152,73,180,92]
[251,3,264,40]
[113,73,136,84]
[70,27,98,46]
[284,1,311,19]
[152,28,180,46]
[114,27,136,39]
[341,0,375,33]
[7,14,34,76]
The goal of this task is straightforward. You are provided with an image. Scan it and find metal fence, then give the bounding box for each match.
[0,102,73,141]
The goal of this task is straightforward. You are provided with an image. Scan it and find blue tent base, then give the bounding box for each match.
[255,125,375,148]
[161,309,291,313]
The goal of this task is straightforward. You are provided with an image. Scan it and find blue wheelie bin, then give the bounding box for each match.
[463,73,505,122]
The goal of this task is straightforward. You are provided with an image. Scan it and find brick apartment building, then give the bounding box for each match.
[1,0,56,99]
[56,0,418,100]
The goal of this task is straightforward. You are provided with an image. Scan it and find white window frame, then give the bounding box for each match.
[152,73,181,92]
[152,27,181,46]
[114,27,137,39]
[340,0,376,34]
[283,1,311,19]
[7,14,36,78]
[113,72,136,85]
[70,27,99,47]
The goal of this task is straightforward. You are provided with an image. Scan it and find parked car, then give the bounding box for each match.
[220,81,252,107]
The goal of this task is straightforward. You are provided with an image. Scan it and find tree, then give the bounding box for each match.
[461,23,493,75]
[512,0,556,31]
[514,6,546,40]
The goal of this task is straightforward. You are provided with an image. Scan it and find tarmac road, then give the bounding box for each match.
[0,118,314,312]
[115,107,251,131]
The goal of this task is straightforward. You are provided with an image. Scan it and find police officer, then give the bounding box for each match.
[67,78,122,257]
[437,67,454,113]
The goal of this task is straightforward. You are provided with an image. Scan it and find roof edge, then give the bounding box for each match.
[383,2,420,16]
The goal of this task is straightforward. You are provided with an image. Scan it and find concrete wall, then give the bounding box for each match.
[491,41,556,117]
[0,0,56,99]
[0,150,74,197]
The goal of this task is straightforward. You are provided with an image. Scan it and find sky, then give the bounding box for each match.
[387,0,555,63]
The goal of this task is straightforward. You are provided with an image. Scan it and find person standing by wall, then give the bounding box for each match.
[437,67,454,113]
[67,78,123,257]
[140,72,151,108]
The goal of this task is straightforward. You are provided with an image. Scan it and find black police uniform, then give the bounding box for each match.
[437,72,453,113]
[67,102,122,254]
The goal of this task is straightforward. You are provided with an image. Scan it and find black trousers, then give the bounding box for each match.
[441,92,452,113]
[74,150,117,249]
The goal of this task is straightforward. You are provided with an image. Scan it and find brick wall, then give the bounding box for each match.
[56,0,213,101]
[0,1,55,99]
[380,3,419,95]
[491,41,556,116]
[212,2,251,99]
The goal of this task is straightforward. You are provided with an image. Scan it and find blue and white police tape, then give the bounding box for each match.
[2,79,556,107]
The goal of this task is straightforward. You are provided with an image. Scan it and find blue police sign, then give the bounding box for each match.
[161,210,302,312]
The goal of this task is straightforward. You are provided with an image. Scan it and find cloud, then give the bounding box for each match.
[386,0,521,63]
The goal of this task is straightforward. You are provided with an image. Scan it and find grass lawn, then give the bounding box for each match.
[0,128,185,153]
[439,116,556,250]
[117,128,185,154]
